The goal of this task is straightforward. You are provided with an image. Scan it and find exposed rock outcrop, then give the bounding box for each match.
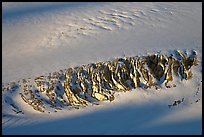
[2,50,198,113]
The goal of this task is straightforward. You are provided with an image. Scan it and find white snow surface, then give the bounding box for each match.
[2,2,202,135]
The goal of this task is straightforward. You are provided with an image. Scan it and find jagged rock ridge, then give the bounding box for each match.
[2,49,198,113]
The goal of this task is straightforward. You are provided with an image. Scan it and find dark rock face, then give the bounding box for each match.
[2,50,198,112]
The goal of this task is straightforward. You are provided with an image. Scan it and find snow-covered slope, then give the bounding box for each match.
[2,2,202,135]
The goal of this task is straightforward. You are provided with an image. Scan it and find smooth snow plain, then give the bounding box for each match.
[2,2,202,135]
